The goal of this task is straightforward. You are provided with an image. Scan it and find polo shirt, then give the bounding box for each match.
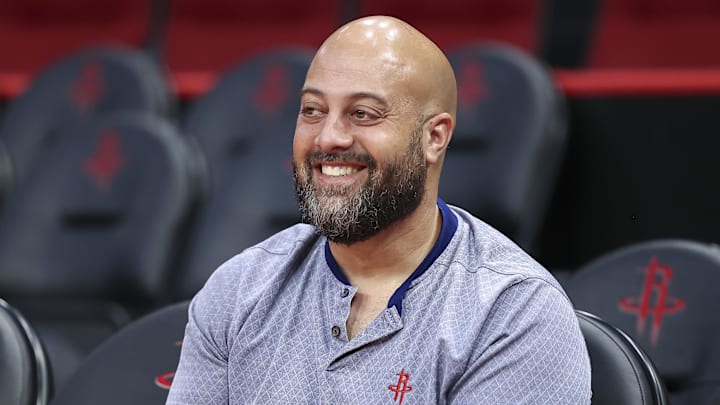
[167,200,591,404]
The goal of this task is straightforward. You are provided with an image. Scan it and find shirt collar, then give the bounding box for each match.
[324,198,458,315]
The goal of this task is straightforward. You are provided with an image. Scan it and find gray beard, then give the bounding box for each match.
[293,132,427,245]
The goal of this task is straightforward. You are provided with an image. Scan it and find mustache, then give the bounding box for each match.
[305,151,375,168]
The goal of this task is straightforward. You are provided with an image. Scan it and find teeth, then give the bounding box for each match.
[321,165,358,177]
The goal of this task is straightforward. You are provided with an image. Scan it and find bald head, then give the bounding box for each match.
[310,16,457,120]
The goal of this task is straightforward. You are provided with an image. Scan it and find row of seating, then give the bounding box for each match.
[0,42,567,392]
[2,0,720,100]
[0,298,671,405]
[26,237,717,405]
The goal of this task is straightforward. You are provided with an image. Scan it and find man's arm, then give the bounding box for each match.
[166,294,230,404]
[449,279,592,404]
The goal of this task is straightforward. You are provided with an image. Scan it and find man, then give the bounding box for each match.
[167,16,591,404]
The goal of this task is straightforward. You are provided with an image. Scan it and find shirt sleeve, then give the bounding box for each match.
[165,287,231,404]
[449,278,592,404]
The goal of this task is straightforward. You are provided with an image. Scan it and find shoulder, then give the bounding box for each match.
[426,204,573,329]
[443,204,564,292]
[204,223,319,293]
[189,224,322,324]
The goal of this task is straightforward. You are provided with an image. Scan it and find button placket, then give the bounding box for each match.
[328,285,353,341]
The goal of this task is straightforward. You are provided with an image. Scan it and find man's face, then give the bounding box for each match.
[292,46,429,244]
[293,124,426,244]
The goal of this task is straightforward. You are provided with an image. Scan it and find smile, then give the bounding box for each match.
[321,165,359,177]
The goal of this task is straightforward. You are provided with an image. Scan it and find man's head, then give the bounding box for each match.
[293,16,457,244]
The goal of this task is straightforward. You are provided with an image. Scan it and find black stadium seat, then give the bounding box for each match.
[173,49,312,300]
[0,298,52,405]
[577,310,668,405]
[50,301,189,405]
[0,46,173,185]
[566,239,720,404]
[444,43,568,252]
[0,111,201,391]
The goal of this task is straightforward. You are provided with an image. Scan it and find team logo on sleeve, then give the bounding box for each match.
[388,368,413,404]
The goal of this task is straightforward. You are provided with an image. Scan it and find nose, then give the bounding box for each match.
[315,113,353,153]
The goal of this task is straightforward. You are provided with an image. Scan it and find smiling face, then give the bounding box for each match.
[293,119,427,244]
[292,16,456,244]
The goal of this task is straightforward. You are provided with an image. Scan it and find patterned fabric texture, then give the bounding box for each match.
[167,203,591,404]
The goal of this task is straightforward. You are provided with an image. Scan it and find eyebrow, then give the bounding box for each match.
[300,87,390,109]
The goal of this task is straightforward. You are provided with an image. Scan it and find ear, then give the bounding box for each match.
[424,112,454,165]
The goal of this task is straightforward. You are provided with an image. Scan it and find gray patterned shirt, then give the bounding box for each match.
[167,200,591,404]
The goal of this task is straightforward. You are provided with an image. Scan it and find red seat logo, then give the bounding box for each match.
[70,61,104,113]
[83,129,125,190]
[618,256,686,346]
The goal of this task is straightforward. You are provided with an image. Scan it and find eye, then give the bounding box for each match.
[300,105,325,122]
[350,108,380,124]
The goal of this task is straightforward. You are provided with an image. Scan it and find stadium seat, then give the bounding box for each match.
[163,0,342,78]
[357,0,542,53]
[52,306,672,405]
[50,300,189,405]
[566,239,720,404]
[0,298,52,405]
[172,49,312,300]
[0,112,201,391]
[577,310,668,405]
[0,46,173,185]
[588,0,720,68]
[443,43,568,252]
[0,0,155,76]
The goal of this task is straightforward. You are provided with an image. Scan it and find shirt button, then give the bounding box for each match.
[340,287,349,298]
[331,325,341,337]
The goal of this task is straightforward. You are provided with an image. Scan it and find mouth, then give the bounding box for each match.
[320,164,360,177]
[312,162,368,186]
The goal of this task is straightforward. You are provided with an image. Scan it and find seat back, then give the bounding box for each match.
[0,111,200,389]
[50,301,189,405]
[0,298,52,405]
[0,46,172,184]
[174,49,312,299]
[567,239,720,404]
[444,43,567,251]
[0,111,198,305]
[577,310,668,405]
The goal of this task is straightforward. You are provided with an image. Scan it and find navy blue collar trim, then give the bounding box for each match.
[324,198,458,316]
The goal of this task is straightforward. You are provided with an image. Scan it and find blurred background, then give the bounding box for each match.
[2,0,720,271]
[1,0,720,403]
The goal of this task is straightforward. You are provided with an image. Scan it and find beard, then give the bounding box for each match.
[293,128,427,245]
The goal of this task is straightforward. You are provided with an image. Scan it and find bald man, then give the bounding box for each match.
[167,16,591,404]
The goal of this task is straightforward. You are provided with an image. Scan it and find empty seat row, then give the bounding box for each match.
[40,237,719,404]
[1,296,673,405]
[3,0,720,101]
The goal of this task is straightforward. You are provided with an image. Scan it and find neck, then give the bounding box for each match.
[328,196,442,293]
